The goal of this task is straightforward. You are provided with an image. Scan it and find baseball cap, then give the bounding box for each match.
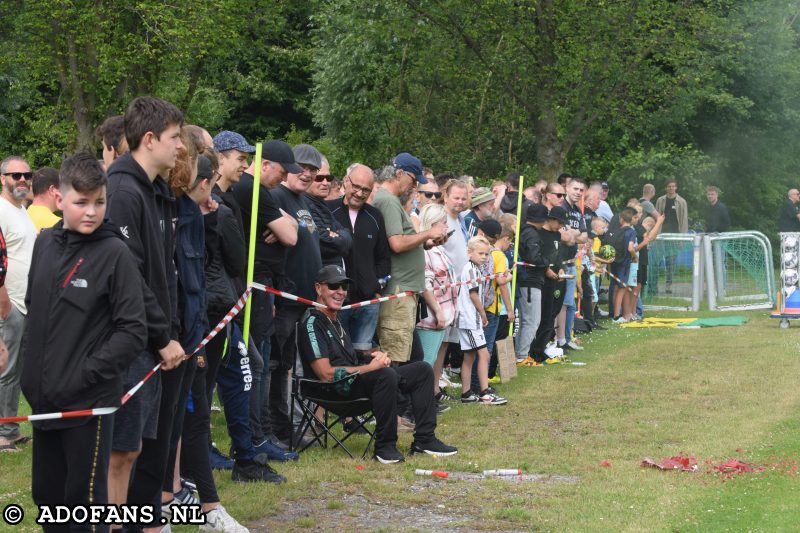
[547,206,568,224]
[196,155,214,180]
[212,131,255,153]
[316,265,351,284]
[262,140,302,174]
[293,144,322,170]
[392,152,427,184]
[601,181,609,190]
[471,187,495,207]
[478,219,502,240]
[526,203,548,222]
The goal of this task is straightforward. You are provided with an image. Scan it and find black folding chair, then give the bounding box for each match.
[290,326,376,459]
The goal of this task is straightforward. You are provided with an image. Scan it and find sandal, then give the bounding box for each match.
[0,443,20,453]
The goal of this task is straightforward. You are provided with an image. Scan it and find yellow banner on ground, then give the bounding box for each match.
[620,317,697,328]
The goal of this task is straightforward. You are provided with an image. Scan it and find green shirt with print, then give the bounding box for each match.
[372,188,425,293]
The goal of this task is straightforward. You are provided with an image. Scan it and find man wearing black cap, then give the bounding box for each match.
[515,204,547,365]
[595,181,614,222]
[297,265,458,464]
[230,139,301,458]
[530,206,569,363]
[264,143,326,447]
[373,153,447,364]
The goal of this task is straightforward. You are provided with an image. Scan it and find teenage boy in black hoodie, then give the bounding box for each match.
[22,153,147,531]
[105,96,186,530]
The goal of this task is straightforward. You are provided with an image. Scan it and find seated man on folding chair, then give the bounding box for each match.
[297,265,458,464]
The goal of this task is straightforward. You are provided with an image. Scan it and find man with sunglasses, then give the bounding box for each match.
[328,164,391,355]
[298,265,457,463]
[0,156,37,451]
[304,152,352,268]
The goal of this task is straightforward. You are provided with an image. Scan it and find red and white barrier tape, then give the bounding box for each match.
[1,286,254,424]
[602,267,633,292]
[249,281,327,309]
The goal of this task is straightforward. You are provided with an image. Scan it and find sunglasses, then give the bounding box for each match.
[326,282,349,291]
[3,172,32,181]
[420,191,442,199]
[549,192,566,198]
[314,174,335,182]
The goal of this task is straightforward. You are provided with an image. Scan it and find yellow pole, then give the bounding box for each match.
[508,175,524,336]
[242,143,262,348]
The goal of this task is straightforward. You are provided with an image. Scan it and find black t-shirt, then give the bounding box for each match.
[230,172,285,282]
[561,199,587,259]
[537,228,563,277]
[778,199,800,232]
[297,309,371,373]
[635,223,648,266]
[270,185,323,302]
[663,197,679,233]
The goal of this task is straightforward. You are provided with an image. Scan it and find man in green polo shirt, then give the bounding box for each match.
[373,153,447,363]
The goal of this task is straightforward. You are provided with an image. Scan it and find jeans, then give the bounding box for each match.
[515,286,542,358]
[563,265,577,341]
[338,305,379,352]
[0,306,26,439]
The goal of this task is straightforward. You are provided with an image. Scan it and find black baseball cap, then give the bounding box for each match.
[526,203,548,222]
[316,265,351,284]
[478,219,502,240]
[547,206,568,224]
[263,140,302,174]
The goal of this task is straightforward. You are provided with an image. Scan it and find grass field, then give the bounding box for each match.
[2,310,800,532]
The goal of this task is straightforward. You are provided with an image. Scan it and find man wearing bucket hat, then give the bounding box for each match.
[464,187,496,238]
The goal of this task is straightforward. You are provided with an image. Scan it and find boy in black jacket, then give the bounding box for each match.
[105,96,186,528]
[22,153,147,530]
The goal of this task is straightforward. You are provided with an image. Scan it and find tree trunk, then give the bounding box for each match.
[533,107,565,181]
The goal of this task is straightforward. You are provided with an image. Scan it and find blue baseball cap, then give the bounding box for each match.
[392,152,427,184]
[213,131,256,153]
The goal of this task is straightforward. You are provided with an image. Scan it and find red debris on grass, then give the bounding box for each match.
[641,454,698,472]
[711,459,763,476]
[600,460,612,468]
[355,465,364,471]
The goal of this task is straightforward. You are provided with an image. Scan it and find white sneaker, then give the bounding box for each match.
[597,308,609,317]
[439,374,456,389]
[200,505,249,533]
[544,344,564,358]
[612,316,628,324]
[566,341,584,351]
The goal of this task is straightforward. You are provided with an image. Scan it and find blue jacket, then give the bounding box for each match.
[175,195,209,351]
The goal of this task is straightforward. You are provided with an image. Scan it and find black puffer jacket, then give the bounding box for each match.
[107,153,179,352]
[204,196,246,316]
[21,222,147,430]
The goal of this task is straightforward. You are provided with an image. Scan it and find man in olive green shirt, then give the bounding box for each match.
[373,153,447,362]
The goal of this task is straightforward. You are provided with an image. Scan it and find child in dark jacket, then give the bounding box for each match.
[21,153,147,528]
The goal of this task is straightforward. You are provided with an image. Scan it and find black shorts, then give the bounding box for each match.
[638,263,648,287]
[112,351,161,452]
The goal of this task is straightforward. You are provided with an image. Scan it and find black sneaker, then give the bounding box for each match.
[436,401,450,415]
[410,438,458,457]
[461,390,479,403]
[374,446,405,464]
[232,457,286,483]
[435,390,453,402]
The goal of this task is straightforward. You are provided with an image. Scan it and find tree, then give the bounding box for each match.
[312,0,744,180]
